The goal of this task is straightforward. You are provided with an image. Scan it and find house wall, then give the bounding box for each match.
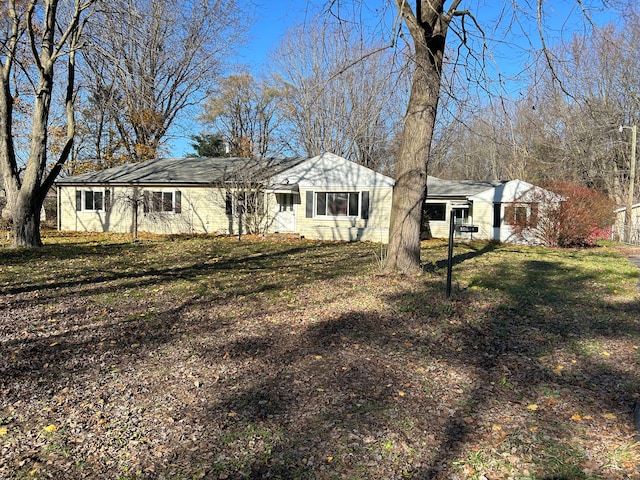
[58,185,253,235]
[614,206,640,244]
[296,186,393,243]
[59,186,122,233]
[424,199,494,241]
[425,181,563,246]
[59,183,391,242]
[471,200,495,240]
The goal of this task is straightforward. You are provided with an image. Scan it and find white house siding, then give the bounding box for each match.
[59,186,124,233]
[270,153,395,243]
[59,185,238,235]
[296,185,393,242]
[470,200,494,240]
[424,199,493,241]
[57,153,396,243]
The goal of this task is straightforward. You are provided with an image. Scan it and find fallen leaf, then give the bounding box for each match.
[571,413,582,421]
[526,404,538,411]
[398,391,406,397]
[603,413,617,420]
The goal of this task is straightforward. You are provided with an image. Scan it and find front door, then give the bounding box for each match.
[454,207,470,237]
[274,193,296,232]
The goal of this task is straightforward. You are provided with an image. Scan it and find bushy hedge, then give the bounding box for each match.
[548,182,616,247]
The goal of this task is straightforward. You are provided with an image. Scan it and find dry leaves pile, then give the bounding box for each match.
[1,233,639,479]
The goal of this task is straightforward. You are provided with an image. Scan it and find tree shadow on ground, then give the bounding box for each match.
[2,238,639,479]
[406,255,640,479]
[428,240,501,271]
[1,239,376,390]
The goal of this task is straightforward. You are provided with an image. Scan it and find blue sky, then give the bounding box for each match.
[238,0,310,72]
[168,0,622,156]
[169,0,309,156]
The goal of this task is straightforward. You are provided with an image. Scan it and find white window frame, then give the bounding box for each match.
[77,189,104,211]
[145,190,182,214]
[315,191,360,218]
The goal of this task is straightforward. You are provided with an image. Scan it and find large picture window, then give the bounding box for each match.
[424,202,446,221]
[305,191,369,219]
[316,192,359,217]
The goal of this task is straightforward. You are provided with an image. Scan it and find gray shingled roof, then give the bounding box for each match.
[427,176,506,197]
[55,156,309,186]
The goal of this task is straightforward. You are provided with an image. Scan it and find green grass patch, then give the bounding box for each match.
[0,233,639,479]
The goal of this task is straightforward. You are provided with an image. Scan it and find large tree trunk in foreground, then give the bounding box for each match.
[13,192,43,247]
[12,72,53,248]
[384,0,458,272]
[0,0,85,247]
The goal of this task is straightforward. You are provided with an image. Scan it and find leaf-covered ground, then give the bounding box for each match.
[1,232,640,479]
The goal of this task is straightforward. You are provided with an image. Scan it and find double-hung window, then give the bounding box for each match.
[504,203,538,227]
[76,189,108,211]
[144,191,182,214]
[85,191,103,211]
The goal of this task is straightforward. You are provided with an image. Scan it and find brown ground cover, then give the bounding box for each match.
[1,232,639,479]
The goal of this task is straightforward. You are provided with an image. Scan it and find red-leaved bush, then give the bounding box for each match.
[547,182,616,247]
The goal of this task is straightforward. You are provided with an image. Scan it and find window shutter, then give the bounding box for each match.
[360,191,370,219]
[75,190,82,211]
[225,194,233,215]
[305,191,314,218]
[143,191,150,213]
[94,191,104,211]
[530,203,538,227]
[493,204,501,227]
[174,191,182,213]
[152,192,162,212]
[105,189,111,211]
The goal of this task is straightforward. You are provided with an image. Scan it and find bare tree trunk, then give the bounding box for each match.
[0,84,19,225]
[0,0,87,248]
[13,72,52,247]
[0,10,20,226]
[384,0,458,272]
[13,191,43,247]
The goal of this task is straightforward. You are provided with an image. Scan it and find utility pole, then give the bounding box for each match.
[620,125,637,243]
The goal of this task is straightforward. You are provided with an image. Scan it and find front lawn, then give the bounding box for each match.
[1,232,639,479]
